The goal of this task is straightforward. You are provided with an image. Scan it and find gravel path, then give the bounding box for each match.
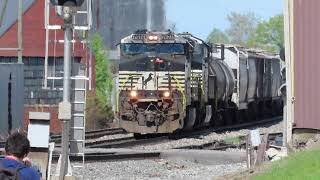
[51,160,246,180]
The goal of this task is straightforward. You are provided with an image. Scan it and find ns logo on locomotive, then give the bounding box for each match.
[115,30,283,137]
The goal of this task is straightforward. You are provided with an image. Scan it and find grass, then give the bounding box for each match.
[224,136,243,145]
[253,147,320,180]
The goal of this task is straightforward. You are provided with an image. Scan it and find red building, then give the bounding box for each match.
[0,0,94,134]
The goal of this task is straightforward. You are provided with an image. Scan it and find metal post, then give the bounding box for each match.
[63,27,72,102]
[8,74,12,134]
[44,0,50,89]
[146,0,152,30]
[89,49,92,90]
[284,0,293,146]
[59,7,73,180]
[18,0,23,63]
[0,0,9,26]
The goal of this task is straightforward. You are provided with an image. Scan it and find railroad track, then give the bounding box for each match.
[85,116,282,149]
[50,128,126,143]
[2,116,282,151]
[170,116,283,139]
[52,152,161,162]
[87,136,169,149]
[85,136,135,147]
[0,117,283,163]
[175,141,238,151]
[174,132,283,151]
[85,128,125,137]
[51,133,282,163]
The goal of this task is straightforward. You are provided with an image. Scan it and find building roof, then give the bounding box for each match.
[0,0,85,57]
[0,0,35,37]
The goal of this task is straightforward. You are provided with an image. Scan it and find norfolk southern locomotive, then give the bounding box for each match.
[115,30,283,136]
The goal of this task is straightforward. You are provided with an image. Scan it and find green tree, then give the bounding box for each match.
[91,33,113,105]
[86,33,114,130]
[207,28,229,44]
[247,14,284,53]
[226,12,259,46]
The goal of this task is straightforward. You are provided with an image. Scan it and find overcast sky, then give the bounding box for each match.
[166,0,284,39]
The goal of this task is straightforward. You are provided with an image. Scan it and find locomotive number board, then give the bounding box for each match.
[132,34,175,41]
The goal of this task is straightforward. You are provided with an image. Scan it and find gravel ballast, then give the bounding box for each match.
[52,160,246,180]
[132,120,283,151]
[54,120,283,179]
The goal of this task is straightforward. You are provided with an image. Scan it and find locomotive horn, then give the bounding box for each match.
[221,44,225,60]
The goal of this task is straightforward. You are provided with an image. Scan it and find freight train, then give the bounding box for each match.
[114,30,283,137]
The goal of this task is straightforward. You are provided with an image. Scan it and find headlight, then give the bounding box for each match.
[163,91,170,98]
[148,35,159,41]
[130,91,138,98]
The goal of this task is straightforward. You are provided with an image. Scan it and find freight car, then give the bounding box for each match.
[114,30,283,136]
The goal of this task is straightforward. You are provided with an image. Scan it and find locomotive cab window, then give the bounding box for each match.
[134,58,167,71]
[121,43,185,55]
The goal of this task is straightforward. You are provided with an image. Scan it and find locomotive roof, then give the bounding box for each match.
[216,44,279,59]
[120,31,204,45]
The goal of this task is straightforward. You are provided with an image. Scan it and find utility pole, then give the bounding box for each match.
[58,6,73,180]
[18,0,23,63]
[283,0,293,147]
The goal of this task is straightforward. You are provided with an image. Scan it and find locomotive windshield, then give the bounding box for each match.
[121,43,185,55]
[119,56,186,72]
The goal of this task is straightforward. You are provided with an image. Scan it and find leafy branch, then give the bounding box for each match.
[91,33,113,106]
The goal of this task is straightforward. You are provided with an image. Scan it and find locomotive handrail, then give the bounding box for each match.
[171,76,186,109]
[191,73,204,95]
[116,75,132,112]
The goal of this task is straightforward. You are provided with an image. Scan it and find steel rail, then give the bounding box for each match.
[52,152,161,162]
[87,136,169,149]
[50,128,126,142]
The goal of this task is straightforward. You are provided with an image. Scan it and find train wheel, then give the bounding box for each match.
[247,103,258,122]
[235,111,243,123]
[257,101,264,119]
[266,100,275,118]
[224,109,233,125]
[133,133,144,139]
[236,109,247,123]
[184,107,196,130]
[201,105,212,127]
[179,117,184,129]
[195,105,205,128]
[213,112,224,127]
[272,100,282,116]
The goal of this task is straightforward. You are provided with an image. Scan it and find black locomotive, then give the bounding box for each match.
[115,30,283,136]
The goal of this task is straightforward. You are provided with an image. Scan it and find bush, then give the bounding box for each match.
[86,91,113,130]
[85,33,114,130]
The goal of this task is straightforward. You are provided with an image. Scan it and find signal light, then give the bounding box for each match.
[50,0,85,7]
